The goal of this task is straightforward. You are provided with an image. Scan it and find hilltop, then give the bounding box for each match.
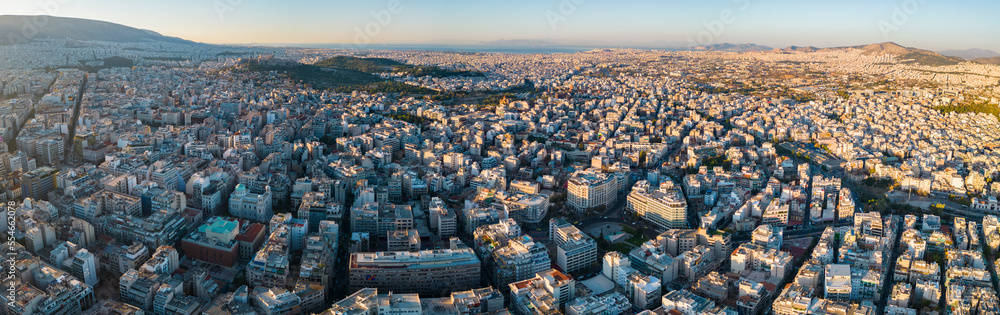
[940,48,1000,60]
[775,46,819,53]
[693,42,969,66]
[973,57,1000,66]
[690,43,773,52]
[849,42,966,66]
[227,57,436,94]
[0,15,193,45]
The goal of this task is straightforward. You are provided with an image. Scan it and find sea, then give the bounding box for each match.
[253,43,680,54]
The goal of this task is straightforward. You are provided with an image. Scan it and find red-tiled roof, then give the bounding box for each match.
[235,223,265,242]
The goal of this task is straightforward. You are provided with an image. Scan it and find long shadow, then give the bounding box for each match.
[63,73,87,164]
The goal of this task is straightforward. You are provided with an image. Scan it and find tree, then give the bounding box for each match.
[638,151,647,168]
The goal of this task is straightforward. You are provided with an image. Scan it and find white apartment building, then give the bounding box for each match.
[627,180,687,231]
[568,169,618,212]
[825,264,852,301]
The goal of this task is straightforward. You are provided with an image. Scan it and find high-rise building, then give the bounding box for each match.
[553,225,598,275]
[73,189,142,221]
[298,221,339,306]
[854,212,884,237]
[429,197,457,238]
[248,224,292,288]
[0,256,95,314]
[625,272,661,310]
[133,184,187,215]
[627,180,688,231]
[751,225,783,250]
[351,202,380,235]
[142,246,180,275]
[99,209,186,250]
[149,160,180,191]
[497,191,550,226]
[492,235,550,288]
[1,150,32,173]
[21,166,58,200]
[35,138,63,166]
[115,242,151,275]
[387,229,421,252]
[825,264,852,300]
[509,269,576,313]
[72,249,99,286]
[119,269,169,311]
[462,205,502,235]
[837,188,856,222]
[567,169,618,212]
[297,191,342,232]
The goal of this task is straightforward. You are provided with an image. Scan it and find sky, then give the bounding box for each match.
[3,0,999,51]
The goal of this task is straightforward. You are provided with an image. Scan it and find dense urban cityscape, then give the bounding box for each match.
[3,9,1000,315]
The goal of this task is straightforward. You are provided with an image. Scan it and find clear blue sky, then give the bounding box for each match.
[4,0,999,51]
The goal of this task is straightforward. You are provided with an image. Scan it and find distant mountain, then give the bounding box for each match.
[690,43,773,52]
[835,42,966,66]
[774,46,819,53]
[973,57,1000,66]
[852,42,915,55]
[0,15,193,45]
[939,48,1000,60]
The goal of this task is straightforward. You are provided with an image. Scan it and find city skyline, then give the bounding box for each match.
[4,2,1000,315]
[3,0,1000,51]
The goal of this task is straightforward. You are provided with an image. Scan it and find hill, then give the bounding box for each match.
[0,15,193,45]
[840,42,966,66]
[775,46,819,53]
[973,57,1000,66]
[228,58,436,94]
[315,56,484,78]
[690,43,773,52]
[939,48,1000,60]
[314,56,406,73]
[854,42,914,55]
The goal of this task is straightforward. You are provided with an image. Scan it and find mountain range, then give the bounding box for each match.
[939,48,1000,60]
[688,42,965,66]
[851,42,966,66]
[0,15,192,45]
[3,15,999,68]
[690,43,773,52]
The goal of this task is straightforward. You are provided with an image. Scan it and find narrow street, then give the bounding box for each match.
[876,216,905,313]
[63,73,87,165]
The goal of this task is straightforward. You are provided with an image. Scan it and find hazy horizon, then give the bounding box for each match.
[3,0,1000,52]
